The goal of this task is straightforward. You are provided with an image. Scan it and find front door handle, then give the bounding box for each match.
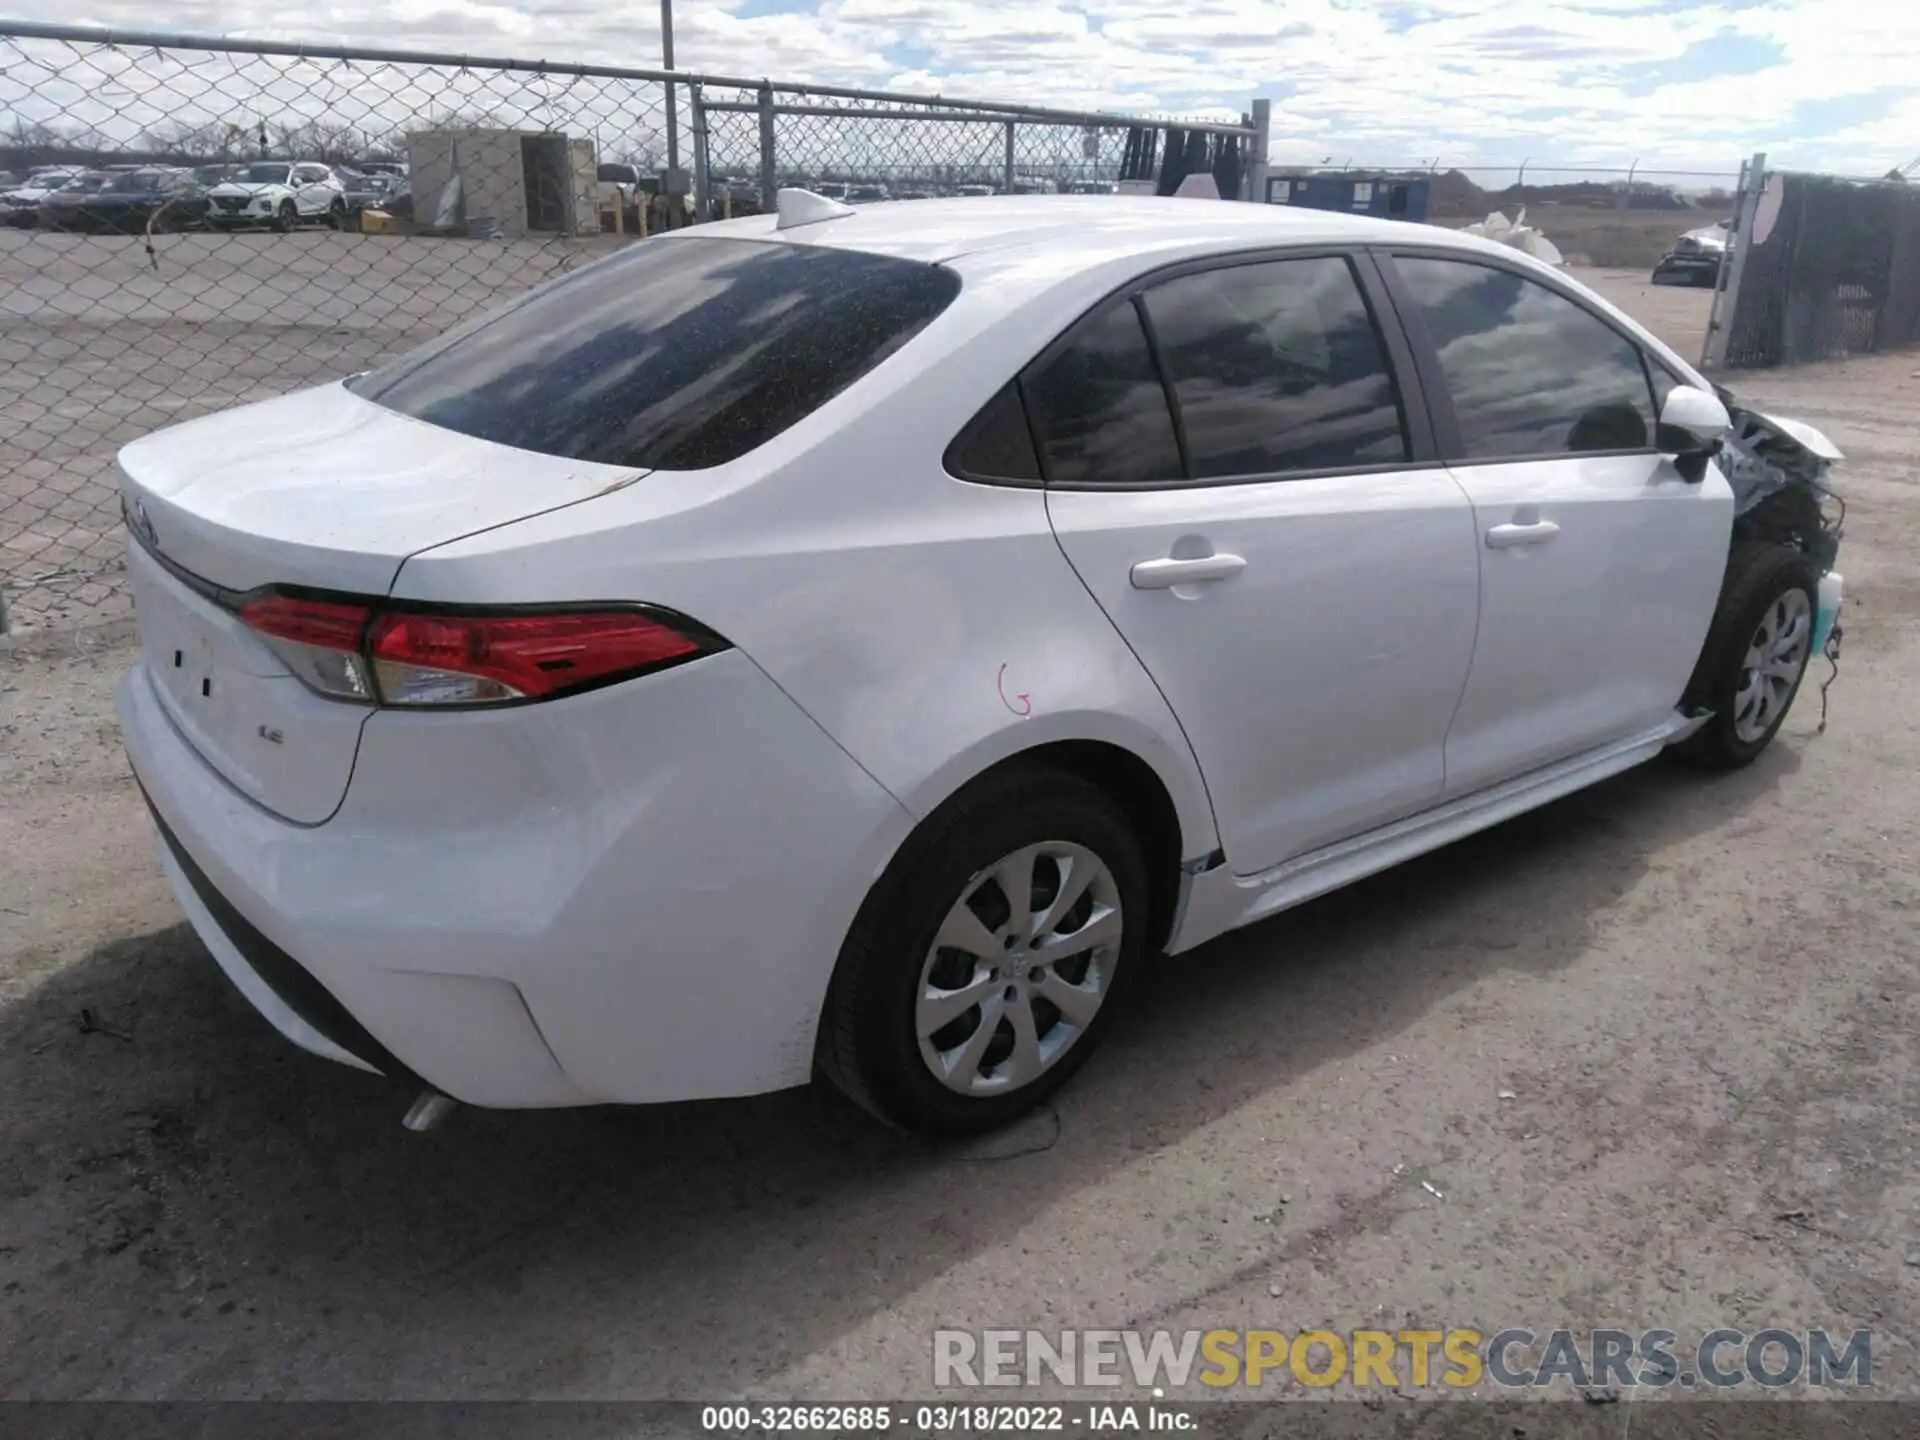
[1485,520,1561,549]
[1130,553,1248,589]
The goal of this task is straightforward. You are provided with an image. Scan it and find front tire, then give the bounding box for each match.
[818,766,1150,1134]
[328,199,347,230]
[272,200,296,233]
[1676,543,1818,769]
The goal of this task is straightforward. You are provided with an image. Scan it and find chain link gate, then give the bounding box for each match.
[1704,155,1920,372]
[0,21,1260,638]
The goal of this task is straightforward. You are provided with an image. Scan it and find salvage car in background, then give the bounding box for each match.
[115,194,1845,1136]
[41,167,210,234]
[1653,219,1731,286]
[0,167,86,226]
[206,161,347,231]
[337,167,398,221]
[30,171,114,228]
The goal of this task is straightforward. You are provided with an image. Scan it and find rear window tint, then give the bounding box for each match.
[1023,301,1182,487]
[348,237,959,470]
[947,383,1041,482]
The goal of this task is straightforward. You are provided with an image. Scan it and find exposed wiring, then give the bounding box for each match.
[1816,625,1843,735]
[1815,478,1847,536]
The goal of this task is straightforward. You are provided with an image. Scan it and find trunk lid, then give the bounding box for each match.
[117,381,642,594]
[119,382,642,823]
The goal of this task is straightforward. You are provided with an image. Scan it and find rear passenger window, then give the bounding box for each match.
[948,383,1040,482]
[1023,301,1182,487]
[1141,256,1408,478]
[1394,256,1657,459]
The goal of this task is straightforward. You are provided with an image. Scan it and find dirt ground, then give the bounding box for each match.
[2,274,1917,1408]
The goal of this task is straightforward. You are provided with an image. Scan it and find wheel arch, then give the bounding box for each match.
[1010,739,1188,953]
[881,733,1200,957]
[814,735,1191,1128]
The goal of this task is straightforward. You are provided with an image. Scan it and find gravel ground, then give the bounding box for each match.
[1,273,1917,1411]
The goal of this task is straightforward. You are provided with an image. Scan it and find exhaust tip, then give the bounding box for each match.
[402,1089,459,1132]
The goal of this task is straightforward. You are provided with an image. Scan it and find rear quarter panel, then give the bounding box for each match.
[389,266,1220,863]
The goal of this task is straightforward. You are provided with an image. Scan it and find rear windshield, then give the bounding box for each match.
[347,236,960,470]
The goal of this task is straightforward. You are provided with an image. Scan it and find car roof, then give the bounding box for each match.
[690,193,1502,270]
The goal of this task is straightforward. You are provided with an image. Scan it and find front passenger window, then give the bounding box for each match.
[1394,256,1657,460]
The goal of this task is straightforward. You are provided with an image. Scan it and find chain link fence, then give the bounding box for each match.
[0,21,1257,637]
[1707,165,1920,371]
[694,85,1252,206]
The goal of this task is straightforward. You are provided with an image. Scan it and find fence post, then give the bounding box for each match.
[690,83,712,223]
[1703,150,1765,371]
[1003,119,1016,194]
[757,83,777,209]
[661,0,679,178]
[1247,97,1270,203]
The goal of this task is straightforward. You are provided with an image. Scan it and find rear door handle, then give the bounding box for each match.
[1485,520,1561,549]
[1130,554,1248,589]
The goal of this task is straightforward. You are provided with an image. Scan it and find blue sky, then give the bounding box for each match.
[32,0,1920,173]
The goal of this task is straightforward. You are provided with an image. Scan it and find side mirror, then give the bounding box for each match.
[1657,385,1731,483]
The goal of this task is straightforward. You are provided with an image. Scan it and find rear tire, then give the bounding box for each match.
[1675,543,1818,770]
[818,765,1150,1135]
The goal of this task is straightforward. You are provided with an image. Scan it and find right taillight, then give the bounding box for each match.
[236,592,724,708]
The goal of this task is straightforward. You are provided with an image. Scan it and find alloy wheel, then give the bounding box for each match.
[916,841,1122,1096]
[1733,587,1811,743]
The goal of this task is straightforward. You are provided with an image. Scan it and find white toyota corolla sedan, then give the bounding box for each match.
[117,192,1844,1134]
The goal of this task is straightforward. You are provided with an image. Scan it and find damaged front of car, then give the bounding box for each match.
[1668,388,1849,767]
[1716,394,1847,697]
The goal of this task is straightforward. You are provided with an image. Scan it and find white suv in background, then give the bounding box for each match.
[206,161,347,231]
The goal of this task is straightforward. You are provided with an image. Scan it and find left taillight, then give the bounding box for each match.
[238,593,378,702]
[236,593,724,707]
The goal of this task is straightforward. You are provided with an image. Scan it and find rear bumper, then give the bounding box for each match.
[119,650,915,1108]
[49,210,151,233]
[142,787,414,1082]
